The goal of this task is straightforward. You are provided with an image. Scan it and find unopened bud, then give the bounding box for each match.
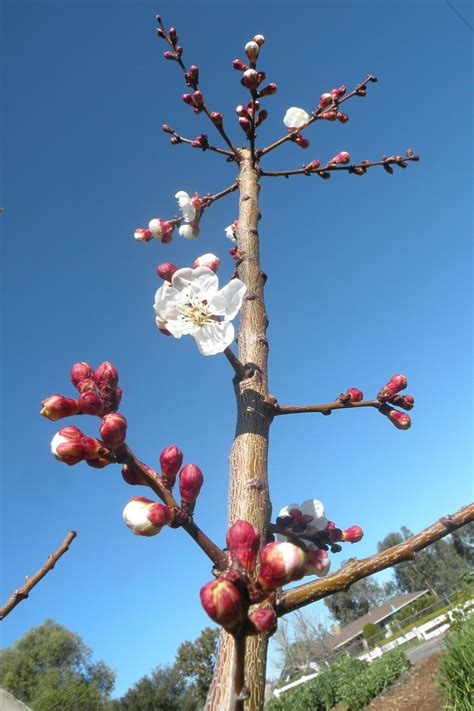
[258,542,306,591]
[330,85,346,100]
[381,406,411,430]
[51,426,102,465]
[406,148,413,157]
[337,111,349,123]
[226,520,260,572]
[241,68,259,90]
[330,151,351,165]
[295,134,310,149]
[239,117,252,135]
[159,444,183,488]
[200,578,245,633]
[121,464,144,486]
[232,58,248,71]
[193,91,204,108]
[210,111,223,126]
[123,497,174,536]
[182,93,195,106]
[156,262,178,281]
[377,374,408,402]
[337,387,364,404]
[163,51,177,61]
[321,111,337,121]
[249,607,276,633]
[161,124,173,133]
[70,362,94,392]
[258,83,277,97]
[229,247,239,261]
[245,41,260,62]
[100,413,127,448]
[303,160,321,173]
[252,34,265,46]
[255,110,268,126]
[389,394,415,411]
[305,546,331,577]
[168,27,178,44]
[78,391,104,416]
[193,253,221,272]
[134,228,153,242]
[341,525,364,543]
[86,456,110,469]
[41,395,79,421]
[179,463,204,506]
[319,93,333,109]
[94,361,119,390]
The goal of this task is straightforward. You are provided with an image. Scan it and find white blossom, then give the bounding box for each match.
[175,191,196,222]
[179,223,200,239]
[283,107,310,130]
[277,499,328,537]
[153,266,246,356]
[225,224,237,242]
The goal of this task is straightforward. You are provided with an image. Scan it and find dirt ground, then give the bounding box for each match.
[363,653,444,711]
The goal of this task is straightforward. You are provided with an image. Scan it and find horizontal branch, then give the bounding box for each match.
[118,445,227,570]
[274,399,381,417]
[275,502,474,616]
[162,125,235,158]
[260,154,420,179]
[0,531,77,621]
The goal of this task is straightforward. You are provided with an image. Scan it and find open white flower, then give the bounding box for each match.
[277,499,328,537]
[153,266,246,355]
[283,107,310,130]
[175,191,196,222]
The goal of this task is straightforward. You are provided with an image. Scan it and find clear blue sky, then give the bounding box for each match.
[1,0,472,696]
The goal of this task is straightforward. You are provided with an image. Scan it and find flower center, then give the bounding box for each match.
[179,296,213,327]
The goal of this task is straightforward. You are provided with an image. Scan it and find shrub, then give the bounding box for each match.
[438,616,474,711]
[363,623,381,645]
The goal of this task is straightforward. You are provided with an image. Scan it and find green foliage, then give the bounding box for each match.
[0,619,115,709]
[175,627,218,708]
[110,665,186,711]
[438,616,474,710]
[362,623,380,644]
[266,650,409,711]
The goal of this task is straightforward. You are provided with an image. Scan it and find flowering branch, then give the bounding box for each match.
[161,124,235,158]
[117,445,227,569]
[274,399,381,417]
[156,15,240,161]
[258,74,378,158]
[261,153,420,180]
[275,503,474,616]
[0,531,77,621]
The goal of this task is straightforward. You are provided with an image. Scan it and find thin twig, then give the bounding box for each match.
[0,531,77,621]
[275,503,474,615]
[274,399,381,416]
[261,155,420,179]
[224,347,249,380]
[166,128,235,158]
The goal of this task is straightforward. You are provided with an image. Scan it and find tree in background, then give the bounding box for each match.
[273,612,331,680]
[324,576,393,626]
[175,628,219,709]
[110,665,186,711]
[0,620,115,710]
[450,522,474,567]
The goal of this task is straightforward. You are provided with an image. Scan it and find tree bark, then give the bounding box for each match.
[206,150,272,710]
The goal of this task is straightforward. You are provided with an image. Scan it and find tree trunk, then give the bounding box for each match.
[206,150,272,710]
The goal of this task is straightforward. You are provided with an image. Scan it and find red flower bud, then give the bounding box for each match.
[193,91,204,107]
[159,444,183,488]
[193,253,220,272]
[388,394,415,411]
[163,51,177,61]
[255,110,268,126]
[249,607,276,633]
[51,426,103,465]
[229,247,239,261]
[337,387,364,404]
[168,27,178,44]
[377,374,408,402]
[210,111,223,126]
[321,111,337,121]
[232,58,248,71]
[121,464,144,486]
[319,93,333,109]
[241,69,259,90]
[239,117,252,135]
[156,262,178,282]
[179,463,204,506]
[78,391,104,416]
[134,228,153,242]
[41,395,80,421]
[123,497,174,536]
[226,520,260,572]
[337,111,349,123]
[258,83,277,97]
[295,134,310,149]
[94,361,119,390]
[341,525,364,543]
[86,456,110,469]
[200,578,245,633]
[70,362,94,392]
[258,542,306,590]
[100,413,127,448]
[330,85,346,100]
[382,406,411,430]
[329,151,350,165]
[182,93,195,106]
[305,546,331,577]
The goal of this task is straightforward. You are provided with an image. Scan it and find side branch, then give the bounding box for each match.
[275,503,474,616]
[274,400,381,416]
[0,531,77,621]
[260,154,420,180]
[118,445,227,570]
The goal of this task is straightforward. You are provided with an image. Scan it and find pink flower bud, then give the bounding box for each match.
[161,124,173,134]
[305,546,331,577]
[377,374,408,402]
[236,104,250,118]
[94,361,119,390]
[179,463,204,505]
[382,407,412,430]
[159,444,183,488]
[182,93,195,106]
[258,83,278,97]
[156,262,178,281]
[123,497,174,536]
[330,151,351,165]
[193,91,204,108]
[200,578,244,633]
[226,520,260,572]
[232,58,248,71]
[163,51,177,61]
[51,426,102,465]
[252,34,265,46]
[337,111,349,123]
[337,387,364,404]
[100,413,127,448]
[121,464,144,486]
[341,525,364,543]
[303,160,321,173]
[239,117,252,135]
[249,607,276,633]
[168,26,178,44]
[330,85,346,100]
[241,69,259,90]
[245,41,260,62]
[193,253,221,272]
[70,362,94,392]
[159,221,174,244]
[389,394,415,411]
[406,148,413,157]
[134,228,153,242]
[255,110,268,126]
[295,134,310,149]
[41,395,79,421]
[258,542,306,591]
[78,391,104,416]
[86,456,110,469]
[319,93,333,109]
[229,247,239,261]
[321,111,337,121]
[210,111,223,126]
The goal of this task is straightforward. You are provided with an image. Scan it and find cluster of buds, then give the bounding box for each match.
[317,90,349,123]
[376,374,414,430]
[134,219,174,244]
[156,253,220,282]
[175,190,203,239]
[182,89,205,114]
[51,426,106,467]
[236,100,268,137]
[155,16,183,62]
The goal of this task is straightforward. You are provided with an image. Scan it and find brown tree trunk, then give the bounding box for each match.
[206,150,272,710]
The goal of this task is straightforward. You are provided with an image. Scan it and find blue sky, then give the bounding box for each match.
[1,0,472,696]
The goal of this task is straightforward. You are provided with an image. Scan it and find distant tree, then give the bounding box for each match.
[0,619,115,709]
[175,627,218,708]
[110,665,185,711]
[450,522,474,566]
[377,527,469,597]
[273,611,331,680]
[324,576,390,626]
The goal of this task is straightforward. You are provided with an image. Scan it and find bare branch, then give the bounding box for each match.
[274,399,381,417]
[275,503,474,616]
[162,125,235,158]
[261,154,420,180]
[0,531,77,621]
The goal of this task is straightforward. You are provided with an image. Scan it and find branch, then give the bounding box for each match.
[258,74,378,158]
[274,399,381,417]
[261,154,420,179]
[223,347,250,380]
[275,503,474,616]
[0,531,77,621]
[117,445,227,570]
[162,124,235,158]
[230,636,247,711]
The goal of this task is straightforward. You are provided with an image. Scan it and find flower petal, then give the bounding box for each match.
[193,322,234,355]
[165,316,199,338]
[171,268,195,292]
[299,499,328,531]
[188,267,219,301]
[210,279,246,320]
[283,107,310,129]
